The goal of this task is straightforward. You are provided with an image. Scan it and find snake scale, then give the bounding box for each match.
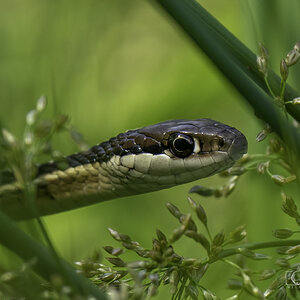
[0,119,247,220]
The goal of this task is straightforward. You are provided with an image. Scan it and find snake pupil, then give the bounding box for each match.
[174,139,189,151]
[169,133,194,158]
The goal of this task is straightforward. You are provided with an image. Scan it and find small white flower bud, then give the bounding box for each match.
[36,95,47,112]
[294,40,300,52]
[257,56,267,74]
[280,59,288,81]
[2,128,16,145]
[26,110,36,126]
[285,49,300,66]
[259,43,269,59]
[292,97,300,104]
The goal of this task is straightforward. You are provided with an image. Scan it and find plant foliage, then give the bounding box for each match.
[0,1,300,299]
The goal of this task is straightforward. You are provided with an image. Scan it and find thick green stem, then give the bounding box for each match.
[154,0,300,122]
[0,210,107,299]
[154,0,300,161]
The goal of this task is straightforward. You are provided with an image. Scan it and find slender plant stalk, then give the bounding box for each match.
[0,210,107,300]
[208,239,300,263]
[154,0,300,168]
[154,0,300,122]
[24,182,75,294]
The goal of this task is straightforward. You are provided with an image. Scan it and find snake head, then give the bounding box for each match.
[118,119,247,187]
[37,119,248,200]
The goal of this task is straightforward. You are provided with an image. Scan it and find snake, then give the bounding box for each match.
[0,119,247,220]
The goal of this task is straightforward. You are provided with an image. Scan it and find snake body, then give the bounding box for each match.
[0,119,247,220]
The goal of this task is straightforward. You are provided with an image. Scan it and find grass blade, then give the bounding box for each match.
[0,210,107,299]
[154,0,300,159]
[155,0,300,122]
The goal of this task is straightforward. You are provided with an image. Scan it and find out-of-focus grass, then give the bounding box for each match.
[0,0,299,298]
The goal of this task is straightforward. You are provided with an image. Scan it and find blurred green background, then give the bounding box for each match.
[0,0,299,298]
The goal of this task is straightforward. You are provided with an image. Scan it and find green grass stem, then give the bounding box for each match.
[210,239,300,263]
[0,210,107,299]
[155,0,300,122]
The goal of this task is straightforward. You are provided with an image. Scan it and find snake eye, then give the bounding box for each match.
[168,133,194,158]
